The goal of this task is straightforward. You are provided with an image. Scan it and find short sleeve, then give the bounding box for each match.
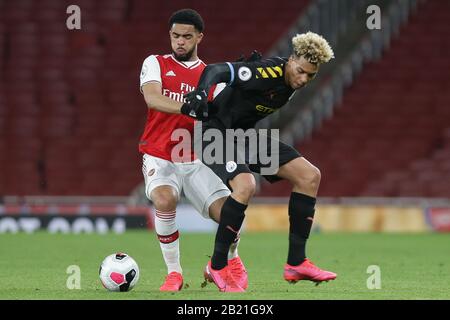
[140,55,162,93]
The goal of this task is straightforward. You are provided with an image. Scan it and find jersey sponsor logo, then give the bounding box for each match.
[148,169,155,176]
[256,104,276,114]
[163,88,186,103]
[161,83,195,103]
[226,161,238,173]
[238,66,252,81]
[165,70,176,77]
[181,83,195,92]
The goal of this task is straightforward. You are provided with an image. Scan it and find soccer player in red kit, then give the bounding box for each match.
[139,9,246,292]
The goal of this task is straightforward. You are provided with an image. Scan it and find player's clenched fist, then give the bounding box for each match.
[181,90,209,120]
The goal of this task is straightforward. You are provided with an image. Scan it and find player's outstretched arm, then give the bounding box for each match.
[179,63,232,120]
[141,82,184,114]
[195,63,232,95]
[192,49,262,96]
[182,63,231,115]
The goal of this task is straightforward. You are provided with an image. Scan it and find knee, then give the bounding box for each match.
[294,164,321,191]
[305,165,321,189]
[150,188,178,212]
[230,174,256,203]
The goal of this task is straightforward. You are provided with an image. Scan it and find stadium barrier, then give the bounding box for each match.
[1,199,449,233]
[0,204,152,234]
[426,207,450,232]
[245,204,429,232]
[244,201,450,232]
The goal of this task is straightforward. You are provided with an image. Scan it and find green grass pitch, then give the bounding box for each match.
[0,231,449,299]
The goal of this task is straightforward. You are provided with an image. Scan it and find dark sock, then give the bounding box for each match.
[287,192,316,266]
[211,196,247,270]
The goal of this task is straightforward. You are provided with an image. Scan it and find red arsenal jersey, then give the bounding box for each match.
[139,54,206,162]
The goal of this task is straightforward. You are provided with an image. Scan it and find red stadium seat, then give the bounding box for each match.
[261,0,450,197]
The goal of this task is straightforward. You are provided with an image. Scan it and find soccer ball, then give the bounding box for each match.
[99,252,140,292]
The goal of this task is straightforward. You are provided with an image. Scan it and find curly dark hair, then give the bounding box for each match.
[168,9,204,32]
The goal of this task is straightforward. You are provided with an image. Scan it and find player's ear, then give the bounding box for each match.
[196,32,204,44]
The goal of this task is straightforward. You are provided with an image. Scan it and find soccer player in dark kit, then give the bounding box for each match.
[180,32,337,292]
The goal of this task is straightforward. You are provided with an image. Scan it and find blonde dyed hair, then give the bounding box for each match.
[292,32,334,64]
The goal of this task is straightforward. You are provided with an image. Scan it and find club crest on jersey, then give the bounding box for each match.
[226,161,238,173]
[238,67,252,81]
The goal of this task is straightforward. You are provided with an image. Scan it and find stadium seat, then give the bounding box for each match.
[260,0,450,197]
[0,0,347,196]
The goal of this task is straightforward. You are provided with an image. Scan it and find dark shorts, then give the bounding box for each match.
[193,123,301,188]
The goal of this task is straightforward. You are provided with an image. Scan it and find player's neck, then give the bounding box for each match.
[172,54,200,63]
[187,55,199,62]
[188,47,199,62]
[185,51,199,62]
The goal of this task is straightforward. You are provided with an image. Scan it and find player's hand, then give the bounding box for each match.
[181,90,209,120]
[247,50,262,62]
[235,50,262,62]
[235,54,246,62]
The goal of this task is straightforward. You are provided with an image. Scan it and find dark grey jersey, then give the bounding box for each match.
[206,57,294,130]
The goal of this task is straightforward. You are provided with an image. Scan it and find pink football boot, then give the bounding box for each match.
[160,272,183,291]
[204,261,245,292]
[228,256,248,290]
[284,259,337,284]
